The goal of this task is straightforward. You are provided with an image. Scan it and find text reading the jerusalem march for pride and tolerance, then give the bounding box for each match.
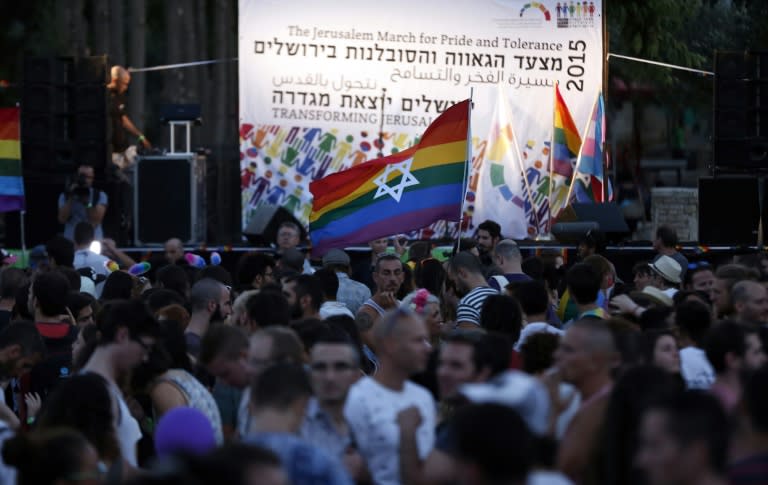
[286,26,564,51]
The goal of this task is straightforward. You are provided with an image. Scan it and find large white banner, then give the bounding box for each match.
[239,0,603,239]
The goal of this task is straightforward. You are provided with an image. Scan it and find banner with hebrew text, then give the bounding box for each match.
[239,0,603,240]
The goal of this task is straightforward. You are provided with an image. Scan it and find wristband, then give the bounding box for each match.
[26,416,35,425]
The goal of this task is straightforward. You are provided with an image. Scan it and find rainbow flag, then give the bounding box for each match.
[310,100,469,255]
[0,108,24,212]
[552,84,581,178]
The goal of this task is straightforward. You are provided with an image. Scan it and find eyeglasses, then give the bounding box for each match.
[310,361,355,373]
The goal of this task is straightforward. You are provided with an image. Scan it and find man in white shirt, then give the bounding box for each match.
[72,222,111,278]
[344,308,435,485]
[82,300,159,466]
[675,299,715,390]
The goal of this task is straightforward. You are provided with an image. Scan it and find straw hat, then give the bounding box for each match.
[648,255,682,284]
[630,286,674,307]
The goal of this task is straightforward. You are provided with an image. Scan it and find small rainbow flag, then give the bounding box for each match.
[310,100,470,255]
[0,108,24,212]
[552,84,581,178]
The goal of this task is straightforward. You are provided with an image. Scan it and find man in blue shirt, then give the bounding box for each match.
[246,363,353,485]
[57,164,107,241]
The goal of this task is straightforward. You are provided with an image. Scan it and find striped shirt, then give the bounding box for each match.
[456,286,499,327]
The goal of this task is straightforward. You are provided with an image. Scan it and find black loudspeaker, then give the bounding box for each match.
[23,57,74,85]
[133,155,206,245]
[714,51,768,170]
[75,56,107,84]
[21,56,108,175]
[244,205,305,247]
[699,177,762,245]
[552,202,629,244]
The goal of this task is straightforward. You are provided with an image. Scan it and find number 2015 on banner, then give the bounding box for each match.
[566,40,587,92]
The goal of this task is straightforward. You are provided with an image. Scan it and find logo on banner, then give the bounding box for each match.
[556,1,597,28]
[519,3,552,20]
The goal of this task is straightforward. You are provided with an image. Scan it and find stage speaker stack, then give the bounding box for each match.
[133,154,207,245]
[8,56,108,247]
[551,202,630,244]
[699,177,768,246]
[21,55,108,174]
[713,51,768,170]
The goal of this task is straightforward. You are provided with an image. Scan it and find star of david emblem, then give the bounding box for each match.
[373,159,420,203]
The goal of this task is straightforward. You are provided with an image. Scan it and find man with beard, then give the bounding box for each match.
[446,252,498,329]
[345,308,435,485]
[0,322,45,383]
[185,278,232,359]
[474,220,501,271]
[281,274,322,320]
[355,254,405,358]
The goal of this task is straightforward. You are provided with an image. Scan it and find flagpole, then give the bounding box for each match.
[547,82,557,235]
[19,210,26,263]
[564,90,601,209]
[601,142,608,203]
[456,90,473,253]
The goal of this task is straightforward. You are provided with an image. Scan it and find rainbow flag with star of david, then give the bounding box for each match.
[309,100,470,255]
[0,108,24,212]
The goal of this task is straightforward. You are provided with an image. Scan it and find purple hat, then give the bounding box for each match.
[154,407,216,458]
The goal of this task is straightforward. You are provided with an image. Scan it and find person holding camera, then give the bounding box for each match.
[57,164,108,241]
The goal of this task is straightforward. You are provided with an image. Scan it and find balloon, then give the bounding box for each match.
[104,260,120,273]
[185,253,206,268]
[128,261,152,276]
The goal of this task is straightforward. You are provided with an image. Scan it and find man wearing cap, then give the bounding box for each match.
[647,255,682,299]
[322,249,371,315]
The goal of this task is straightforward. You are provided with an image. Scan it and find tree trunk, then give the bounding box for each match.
[182,0,199,104]
[196,0,210,150]
[162,0,186,150]
[92,0,110,56]
[71,0,89,56]
[109,0,125,66]
[128,0,147,134]
[211,0,232,241]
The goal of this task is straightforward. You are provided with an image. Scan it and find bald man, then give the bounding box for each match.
[732,280,768,324]
[106,65,152,244]
[164,238,184,264]
[553,319,619,482]
[108,65,151,169]
[344,308,436,485]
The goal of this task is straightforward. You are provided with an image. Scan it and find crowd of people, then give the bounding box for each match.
[0,217,766,485]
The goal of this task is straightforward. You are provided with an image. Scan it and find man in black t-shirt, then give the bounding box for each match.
[106,65,151,244]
